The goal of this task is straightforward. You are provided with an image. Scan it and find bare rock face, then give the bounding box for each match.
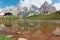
[17,7,29,18]
[11,5,21,16]
[39,1,56,15]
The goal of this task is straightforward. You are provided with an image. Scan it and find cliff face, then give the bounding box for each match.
[39,1,56,15]
[17,5,40,18]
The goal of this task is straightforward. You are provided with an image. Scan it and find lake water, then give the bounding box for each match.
[0,20,60,34]
[0,20,60,40]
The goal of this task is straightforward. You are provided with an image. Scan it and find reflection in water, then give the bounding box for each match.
[0,20,60,34]
[0,24,5,30]
[5,23,12,27]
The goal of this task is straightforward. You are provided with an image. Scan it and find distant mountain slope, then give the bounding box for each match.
[24,11,60,19]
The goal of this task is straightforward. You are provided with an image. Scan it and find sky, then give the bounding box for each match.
[0,0,60,10]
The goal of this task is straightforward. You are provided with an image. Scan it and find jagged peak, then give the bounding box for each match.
[44,1,48,4]
[43,1,49,6]
[40,1,50,8]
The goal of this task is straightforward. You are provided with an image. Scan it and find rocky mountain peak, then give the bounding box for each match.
[41,1,50,8]
[39,1,56,14]
[44,1,48,5]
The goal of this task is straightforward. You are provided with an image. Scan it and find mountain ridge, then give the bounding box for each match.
[0,1,56,18]
[24,11,60,20]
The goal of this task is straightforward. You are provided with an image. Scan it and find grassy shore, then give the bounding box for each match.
[0,17,20,20]
[0,36,11,40]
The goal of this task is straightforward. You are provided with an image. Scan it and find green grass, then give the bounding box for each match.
[0,17,20,20]
[0,36,11,40]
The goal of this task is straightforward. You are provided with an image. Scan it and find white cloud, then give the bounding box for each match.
[0,6,15,12]
[0,9,2,12]
[31,0,52,8]
[0,9,4,15]
[53,3,60,10]
[20,0,52,8]
[5,6,15,9]
[20,0,31,7]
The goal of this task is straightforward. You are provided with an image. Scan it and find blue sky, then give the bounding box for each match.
[0,0,60,10]
[0,0,19,8]
[52,0,60,4]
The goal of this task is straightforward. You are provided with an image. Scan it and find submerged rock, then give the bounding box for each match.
[52,27,60,37]
[6,35,14,38]
[32,30,41,37]
[18,38,28,40]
